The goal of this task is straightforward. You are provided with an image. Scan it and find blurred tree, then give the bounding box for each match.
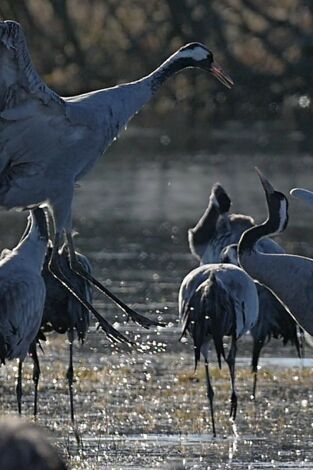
[0,0,312,138]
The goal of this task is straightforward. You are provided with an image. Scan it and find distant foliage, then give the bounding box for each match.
[0,0,312,130]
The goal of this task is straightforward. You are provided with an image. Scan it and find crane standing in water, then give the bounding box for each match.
[179,263,259,436]
[38,244,91,422]
[0,20,233,340]
[0,208,48,414]
[238,169,313,337]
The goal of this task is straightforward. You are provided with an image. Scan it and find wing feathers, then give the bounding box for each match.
[0,21,64,115]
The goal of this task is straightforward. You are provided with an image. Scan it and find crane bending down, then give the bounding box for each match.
[0,21,233,337]
[178,264,259,436]
[0,208,48,414]
[238,169,313,336]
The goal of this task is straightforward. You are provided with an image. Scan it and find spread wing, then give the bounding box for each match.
[0,20,64,117]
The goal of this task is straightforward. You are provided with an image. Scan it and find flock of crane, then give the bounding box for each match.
[0,17,312,443]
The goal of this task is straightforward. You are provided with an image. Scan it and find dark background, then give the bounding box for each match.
[1,0,312,150]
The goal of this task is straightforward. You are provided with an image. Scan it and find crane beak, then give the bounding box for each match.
[255,167,275,195]
[290,188,313,209]
[210,63,234,89]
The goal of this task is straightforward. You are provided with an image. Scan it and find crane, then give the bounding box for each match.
[0,20,233,338]
[0,208,48,413]
[220,243,302,398]
[238,169,313,336]
[179,263,259,436]
[37,244,91,422]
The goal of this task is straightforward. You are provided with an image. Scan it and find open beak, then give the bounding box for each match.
[210,63,234,89]
[255,167,275,195]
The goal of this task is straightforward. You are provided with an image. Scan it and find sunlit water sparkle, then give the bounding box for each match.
[0,142,313,468]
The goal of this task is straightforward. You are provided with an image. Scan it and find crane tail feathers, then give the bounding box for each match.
[179,306,190,341]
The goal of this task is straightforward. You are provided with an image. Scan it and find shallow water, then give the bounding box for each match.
[0,135,313,469]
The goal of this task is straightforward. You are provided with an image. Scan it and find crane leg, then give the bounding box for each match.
[204,360,216,437]
[298,327,305,359]
[29,342,41,418]
[66,332,75,423]
[48,233,132,346]
[65,232,165,329]
[16,360,23,415]
[226,335,237,421]
[251,338,263,400]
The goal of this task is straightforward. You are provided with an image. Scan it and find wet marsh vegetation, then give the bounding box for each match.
[1,143,313,468]
[0,338,312,469]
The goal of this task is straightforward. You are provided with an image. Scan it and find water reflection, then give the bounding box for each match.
[0,138,313,469]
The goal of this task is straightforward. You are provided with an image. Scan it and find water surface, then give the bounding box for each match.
[0,135,313,469]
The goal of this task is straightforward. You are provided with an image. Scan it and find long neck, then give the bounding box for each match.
[238,206,283,279]
[188,201,221,263]
[93,51,199,144]
[191,202,220,246]
[238,198,284,259]
[15,209,48,267]
[148,53,197,94]
[238,221,270,257]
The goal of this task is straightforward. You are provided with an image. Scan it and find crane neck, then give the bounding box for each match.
[190,201,220,247]
[16,208,48,265]
[238,199,285,266]
[148,52,199,94]
[238,221,270,258]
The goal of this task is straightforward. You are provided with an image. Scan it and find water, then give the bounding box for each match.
[0,134,313,469]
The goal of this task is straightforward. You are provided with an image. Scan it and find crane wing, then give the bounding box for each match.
[0,20,64,118]
[0,276,45,360]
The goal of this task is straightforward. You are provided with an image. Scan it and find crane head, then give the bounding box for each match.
[255,167,289,234]
[211,183,231,214]
[177,43,234,89]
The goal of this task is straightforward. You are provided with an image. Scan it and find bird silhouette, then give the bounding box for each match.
[0,20,232,339]
[238,169,313,336]
[0,208,48,414]
[179,263,259,436]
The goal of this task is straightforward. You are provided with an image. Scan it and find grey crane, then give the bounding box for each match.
[0,20,233,338]
[220,243,303,399]
[0,208,48,414]
[188,183,284,265]
[179,263,259,436]
[42,244,90,422]
[238,169,313,336]
[27,242,91,422]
